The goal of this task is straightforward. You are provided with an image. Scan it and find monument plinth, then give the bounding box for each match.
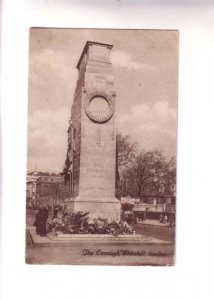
[65,41,121,221]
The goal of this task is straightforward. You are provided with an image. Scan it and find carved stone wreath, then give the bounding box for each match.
[84,91,114,123]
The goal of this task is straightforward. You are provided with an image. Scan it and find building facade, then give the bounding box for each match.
[26,172,67,207]
[26,174,38,207]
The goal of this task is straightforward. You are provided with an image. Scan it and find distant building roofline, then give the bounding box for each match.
[27,171,62,177]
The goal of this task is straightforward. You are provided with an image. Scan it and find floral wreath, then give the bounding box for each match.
[84,91,114,123]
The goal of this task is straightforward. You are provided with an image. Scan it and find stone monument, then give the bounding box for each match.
[64,41,121,221]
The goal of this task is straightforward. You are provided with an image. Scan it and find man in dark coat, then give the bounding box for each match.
[34,206,49,236]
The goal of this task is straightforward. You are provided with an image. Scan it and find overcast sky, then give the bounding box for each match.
[27,28,178,173]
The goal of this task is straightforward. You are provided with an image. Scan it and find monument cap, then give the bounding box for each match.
[76,41,113,69]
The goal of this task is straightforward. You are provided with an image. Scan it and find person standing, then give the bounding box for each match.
[34,206,49,236]
[33,206,42,234]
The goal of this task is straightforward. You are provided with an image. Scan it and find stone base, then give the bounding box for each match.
[26,227,175,266]
[49,233,144,242]
[27,227,171,245]
[63,196,121,222]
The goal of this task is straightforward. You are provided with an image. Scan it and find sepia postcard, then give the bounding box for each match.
[26,28,178,266]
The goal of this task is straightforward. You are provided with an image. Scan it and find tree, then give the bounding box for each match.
[116,133,137,169]
[116,133,176,200]
[121,150,176,199]
[132,150,165,198]
[116,133,137,198]
[156,156,176,197]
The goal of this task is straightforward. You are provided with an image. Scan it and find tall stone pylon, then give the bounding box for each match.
[65,41,121,221]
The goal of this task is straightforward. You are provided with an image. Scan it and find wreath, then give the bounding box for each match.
[84,91,114,123]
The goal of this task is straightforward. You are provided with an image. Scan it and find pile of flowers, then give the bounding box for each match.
[47,211,135,236]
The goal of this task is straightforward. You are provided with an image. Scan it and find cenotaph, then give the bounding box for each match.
[65,41,121,221]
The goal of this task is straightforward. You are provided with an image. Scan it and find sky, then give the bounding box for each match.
[27,28,178,173]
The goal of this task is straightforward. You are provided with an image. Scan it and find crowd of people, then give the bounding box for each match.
[159,213,175,227]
